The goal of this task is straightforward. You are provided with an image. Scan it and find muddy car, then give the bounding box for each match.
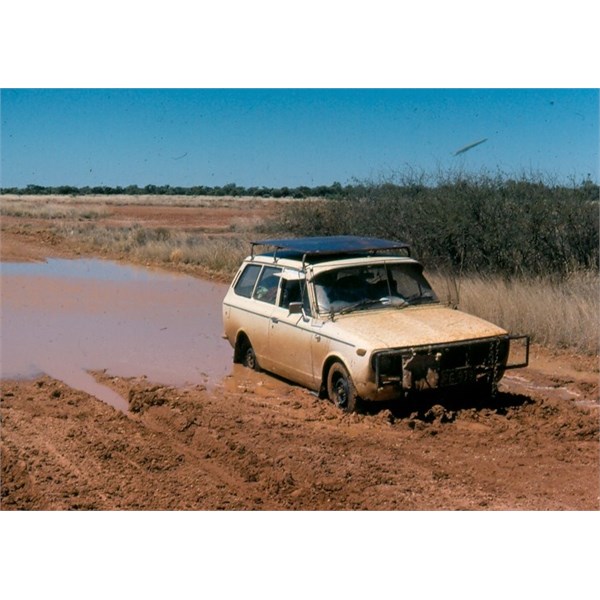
[222,236,529,411]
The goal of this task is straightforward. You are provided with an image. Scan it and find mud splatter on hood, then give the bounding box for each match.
[325,305,507,349]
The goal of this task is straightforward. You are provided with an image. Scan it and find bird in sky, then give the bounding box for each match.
[453,138,488,156]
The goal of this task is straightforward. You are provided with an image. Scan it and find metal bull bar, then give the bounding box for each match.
[505,334,530,369]
[373,335,530,390]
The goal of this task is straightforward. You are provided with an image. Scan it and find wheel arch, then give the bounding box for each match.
[233,330,251,363]
[319,353,350,399]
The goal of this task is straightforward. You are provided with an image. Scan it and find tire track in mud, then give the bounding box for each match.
[1,389,115,509]
[2,364,599,510]
[91,372,320,509]
[191,375,515,509]
[95,368,600,510]
[168,384,373,509]
[136,402,289,510]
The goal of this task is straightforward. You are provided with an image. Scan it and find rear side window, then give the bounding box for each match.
[234,264,261,298]
[253,266,282,305]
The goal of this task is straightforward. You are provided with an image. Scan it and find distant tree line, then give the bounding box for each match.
[0,182,349,199]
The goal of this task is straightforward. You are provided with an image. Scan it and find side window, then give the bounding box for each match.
[301,281,312,316]
[233,264,261,298]
[279,278,312,316]
[253,266,282,305]
[280,279,302,309]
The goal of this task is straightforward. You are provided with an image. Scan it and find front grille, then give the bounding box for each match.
[373,336,509,390]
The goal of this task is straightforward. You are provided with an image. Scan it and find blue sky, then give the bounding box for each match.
[1,88,598,188]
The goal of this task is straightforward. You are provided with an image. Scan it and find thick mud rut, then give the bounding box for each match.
[2,358,598,510]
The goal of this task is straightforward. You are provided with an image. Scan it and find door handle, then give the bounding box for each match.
[315,334,321,342]
[271,317,279,324]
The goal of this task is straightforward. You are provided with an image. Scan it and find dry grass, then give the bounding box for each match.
[0,198,107,220]
[429,271,599,355]
[1,194,297,209]
[62,224,249,276]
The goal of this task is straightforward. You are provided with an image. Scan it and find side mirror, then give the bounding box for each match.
[288,302,303,315]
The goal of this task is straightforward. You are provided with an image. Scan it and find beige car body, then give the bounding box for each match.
[223,250,523,405]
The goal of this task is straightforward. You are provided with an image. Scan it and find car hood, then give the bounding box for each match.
[324,305,507,349]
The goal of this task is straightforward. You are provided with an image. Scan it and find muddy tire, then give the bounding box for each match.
[327,362,360,412]
[241,340,260,371]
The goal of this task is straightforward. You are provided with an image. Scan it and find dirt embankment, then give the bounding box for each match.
[1,197,598,510]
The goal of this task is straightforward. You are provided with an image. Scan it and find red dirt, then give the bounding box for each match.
[1,198,598,510]
[108,204,276,231]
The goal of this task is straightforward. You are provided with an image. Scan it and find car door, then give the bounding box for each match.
[225,263,283,369]
[267,270,316,388]
[245,265,284,370]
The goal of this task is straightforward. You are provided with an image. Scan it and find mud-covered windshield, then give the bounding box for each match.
[313,263,438,315]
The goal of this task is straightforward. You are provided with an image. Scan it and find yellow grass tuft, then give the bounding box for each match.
[169,248,183,263]
[428,271,599,355]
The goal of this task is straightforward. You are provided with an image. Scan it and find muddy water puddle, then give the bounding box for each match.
[502,373,591,404]
[1,258,232,410]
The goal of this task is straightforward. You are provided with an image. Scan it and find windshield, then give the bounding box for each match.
[313,263,438,315]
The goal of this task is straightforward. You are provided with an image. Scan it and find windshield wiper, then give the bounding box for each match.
[403,292,437,305]
[337,298,389,315]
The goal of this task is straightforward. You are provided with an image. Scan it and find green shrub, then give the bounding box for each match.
[273,172,599,277]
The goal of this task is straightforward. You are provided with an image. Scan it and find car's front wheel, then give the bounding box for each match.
[243,343,260,371]
[327,362,360,413]
[237,336,260,371]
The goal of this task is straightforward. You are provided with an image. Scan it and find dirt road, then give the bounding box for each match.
[1,360,598,510]
[1,197,598,510]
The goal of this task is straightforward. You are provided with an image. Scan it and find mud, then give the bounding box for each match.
[1,259,230,409]
[2,361,598,510]
[1,197,599,510]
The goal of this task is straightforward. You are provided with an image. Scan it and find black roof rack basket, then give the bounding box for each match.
[251,235,411,263]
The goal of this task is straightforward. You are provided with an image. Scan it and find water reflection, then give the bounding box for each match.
[0,259,232,410]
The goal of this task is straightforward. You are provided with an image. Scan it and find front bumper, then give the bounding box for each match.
[371,335,529,393]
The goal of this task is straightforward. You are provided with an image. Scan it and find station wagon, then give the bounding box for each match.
[222,236,529,411]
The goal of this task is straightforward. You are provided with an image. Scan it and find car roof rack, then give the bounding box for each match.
[251,235,411,264]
